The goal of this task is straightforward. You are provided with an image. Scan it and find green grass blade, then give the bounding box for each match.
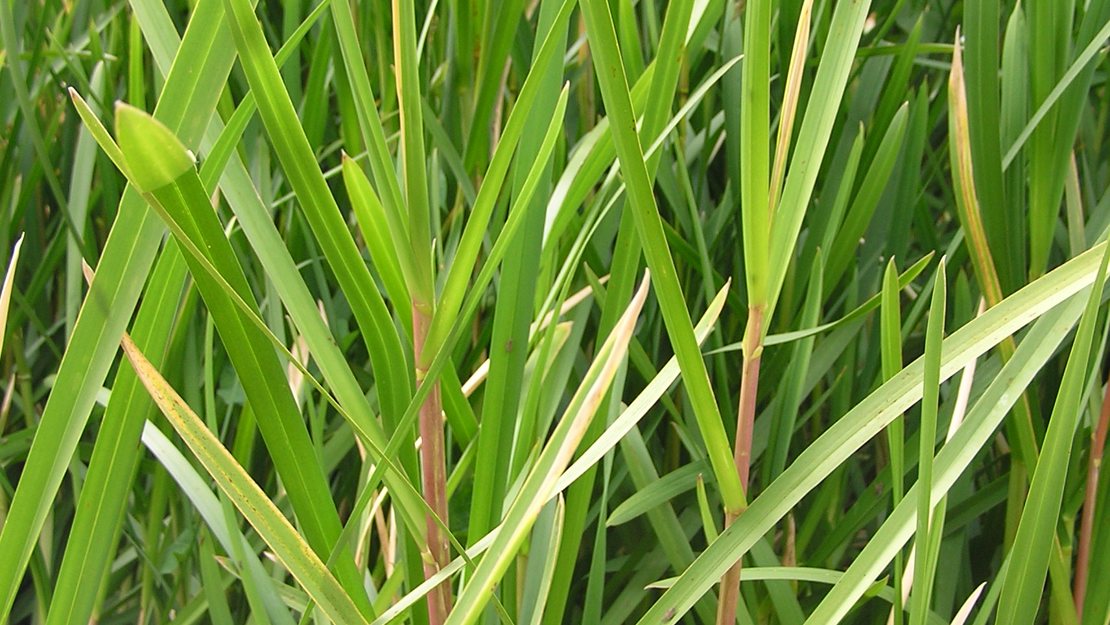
[557,282,729,490]
[909,259,946,625]
[393,0,435,304]
[881,258,907,625]
[116,103,195,192]
[459,82,570,546]
[121,335,372,625]
[123,109,375,612]
[766,250,823,481]
[43,241,189,625]
[329,0,413,289]
[62,66,102,338]
[739,0,770,307]
[0,0,238,614]
[463,0,528,171]
[635,241,1110,623]
[995,245,1110,623]
[198,529,236,625]
[207,130,430,545]
[1002,18,1110,172]
[342,156,412,318]
[824,104,909,289]
[143,421,296,625]
[520,498,565,625]
[468,0,572,546]
[0,0,73,237]
[607,459,710,526]
[423,0,575,360]
[67,88,129,181]
[713,253,933,351]
[766,0,872,320]
[447,274,650,625]
[805,293,1090,624]
[579,0,745,513]
[220,0,413,432]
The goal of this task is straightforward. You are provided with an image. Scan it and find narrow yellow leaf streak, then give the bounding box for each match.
[948,33,1004,309]
[769,0,814,214]
[0,235,23,358]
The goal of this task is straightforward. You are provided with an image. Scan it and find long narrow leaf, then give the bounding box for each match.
[120,335,372,625]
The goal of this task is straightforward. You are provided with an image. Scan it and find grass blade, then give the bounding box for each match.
[0,1,238,614]
[115,103,374,616]
[909,259,946,625]
[121,335,372,625]
[636,240,1109,623]
[0,235,23,357]
[766,0,872,317]
[579,0,745,515]
[447,273,651,625]
[995,247,1110,623]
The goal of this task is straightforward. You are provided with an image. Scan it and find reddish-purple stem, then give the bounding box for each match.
[413,307,452,625]
[717,309,763,625]
[1075,369,1109,617]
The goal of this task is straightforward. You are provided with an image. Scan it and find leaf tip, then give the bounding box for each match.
[81,259,94,286]
[114,102,195,192]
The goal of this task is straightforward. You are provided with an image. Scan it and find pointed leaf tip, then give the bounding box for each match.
[114,102,195,192]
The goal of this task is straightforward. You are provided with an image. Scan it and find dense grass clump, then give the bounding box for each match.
[1,0,1109,623]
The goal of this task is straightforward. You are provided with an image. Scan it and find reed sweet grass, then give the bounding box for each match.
[1,0,1109,623]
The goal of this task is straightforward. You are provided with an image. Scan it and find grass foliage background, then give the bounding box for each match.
[1,0,1110,623]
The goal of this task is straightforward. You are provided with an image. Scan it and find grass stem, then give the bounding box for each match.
[717,308,764,625]
[1075,368,1110,617]
[414,305,453,624]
